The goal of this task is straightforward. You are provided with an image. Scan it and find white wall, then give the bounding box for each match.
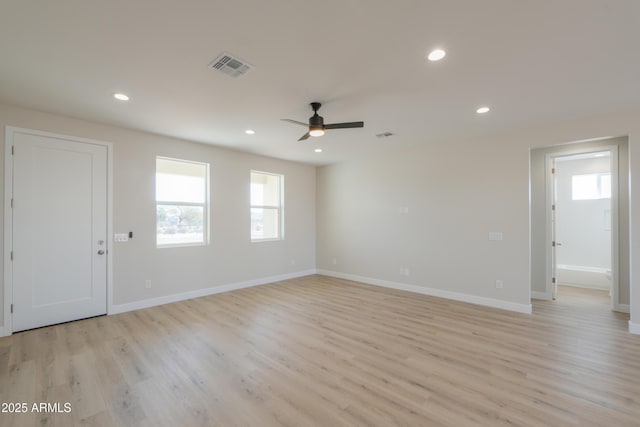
[555,156,611,269]
[317,110,640,328]
[317,136,532,311]
[0,103,316,332]
[3,103,640,334]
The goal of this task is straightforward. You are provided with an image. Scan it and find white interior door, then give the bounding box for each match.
[551,158,558,300]
[12,131,107,332]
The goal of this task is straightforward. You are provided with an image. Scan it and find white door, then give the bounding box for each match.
[551,158,558,300]
[12,131,108,332]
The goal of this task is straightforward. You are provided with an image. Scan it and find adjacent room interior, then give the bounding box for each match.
[554,151,614,302]
[1,1,640,425]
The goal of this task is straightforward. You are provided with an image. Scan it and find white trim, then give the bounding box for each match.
[110,269,316,314]
[3,126,114,335]
[629,321,640,335]
[106,142,114,316]
[531,291,551,300]
[610,146,621,310]
[615,304,630,314]
[545,152,556,300]
[318,270,532,314]
[3,127,14,336]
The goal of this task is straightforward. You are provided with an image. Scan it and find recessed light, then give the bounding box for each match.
[476,106,490,114]
[427,49,446,62]
[245,129,255,135]
[113,93,130,101]
[314,148,323,153]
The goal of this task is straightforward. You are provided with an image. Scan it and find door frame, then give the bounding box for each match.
[3,126,113,336]
[544,145,620,309]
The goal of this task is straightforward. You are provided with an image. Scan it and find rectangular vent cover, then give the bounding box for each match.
[209,53,253,77]
[376,132,394,138]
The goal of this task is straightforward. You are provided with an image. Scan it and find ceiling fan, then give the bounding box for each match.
[281,102,364,141]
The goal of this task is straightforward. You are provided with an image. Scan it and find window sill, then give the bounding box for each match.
[251,238,283,243]
[157,242,208,249]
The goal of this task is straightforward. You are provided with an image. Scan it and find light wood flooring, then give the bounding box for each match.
[1,276,639,426]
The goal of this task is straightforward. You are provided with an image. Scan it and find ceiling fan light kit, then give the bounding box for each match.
[282,102,364,141]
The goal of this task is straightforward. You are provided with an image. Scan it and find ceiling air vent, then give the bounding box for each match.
[376,132,394,138]
[209,53,253,78]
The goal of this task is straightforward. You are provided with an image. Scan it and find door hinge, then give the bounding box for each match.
[552,241,556,247]
[552,167,555,174]
[10,304,13,314]
[10,198,13,209]
[10,251,13,261]
[552,277,556,284]
[552,204,555,211]
[11,145,14,155]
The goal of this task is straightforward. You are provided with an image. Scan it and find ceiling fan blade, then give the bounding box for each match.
[281,118,309,127]
[324,121,364,129]
[298,132,311,141]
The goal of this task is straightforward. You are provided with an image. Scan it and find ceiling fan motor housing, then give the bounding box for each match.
[309,113,324,129]
[309,102,324,130]
[282,101,363,141]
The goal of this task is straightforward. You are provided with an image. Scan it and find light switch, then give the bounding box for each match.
[114,233,129,242]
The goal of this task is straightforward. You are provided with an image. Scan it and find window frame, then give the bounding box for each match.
[250,170,284,242]
[156,156,210,248]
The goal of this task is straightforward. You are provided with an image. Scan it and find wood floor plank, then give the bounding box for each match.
[1,277,639,426]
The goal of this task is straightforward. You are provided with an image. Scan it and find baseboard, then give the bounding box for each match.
[0,325,10,338]
[317,270,532,314]
[615,304,630,314]
[110,269,316,315]
[531,291,551,300]
[629,321,640,335]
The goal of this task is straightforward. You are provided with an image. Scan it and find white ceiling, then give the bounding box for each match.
[1,0,639,165]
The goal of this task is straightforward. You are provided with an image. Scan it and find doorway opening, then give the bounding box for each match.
[530,136,629,315]
[550,150,615,309]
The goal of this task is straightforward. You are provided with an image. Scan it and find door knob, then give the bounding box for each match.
[97,250,105,255]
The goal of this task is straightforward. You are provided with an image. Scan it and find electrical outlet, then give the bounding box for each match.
[145,280,152,289]
[291,258,296,265]
[489,232,503,241]
[400,267,410,276]
[495,280,503,289]
[332,257,337,265]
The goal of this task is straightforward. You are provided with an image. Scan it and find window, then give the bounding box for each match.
[156,157,209,247]
[572,173,611,200]
[250,171,283,241]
